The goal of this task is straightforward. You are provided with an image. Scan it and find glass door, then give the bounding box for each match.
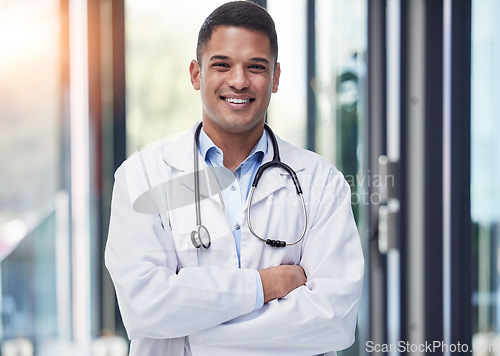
[470,0,500,349]
[0,0,73,352]
[314,1,369,354]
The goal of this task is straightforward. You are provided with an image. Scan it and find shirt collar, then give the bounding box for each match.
[198,126,268,169]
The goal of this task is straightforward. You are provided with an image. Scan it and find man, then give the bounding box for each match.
[105,2,364,355]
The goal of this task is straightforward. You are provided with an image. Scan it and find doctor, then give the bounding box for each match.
[105,1,364,355]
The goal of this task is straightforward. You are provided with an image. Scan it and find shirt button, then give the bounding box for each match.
[235,223,241,230]
[230,185,237,191]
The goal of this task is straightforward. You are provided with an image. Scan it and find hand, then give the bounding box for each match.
[258,265,307,303]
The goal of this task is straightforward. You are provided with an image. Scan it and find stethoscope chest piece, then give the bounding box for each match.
[191,224,211,249]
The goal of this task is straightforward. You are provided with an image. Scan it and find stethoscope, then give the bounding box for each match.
[190,122,308,249]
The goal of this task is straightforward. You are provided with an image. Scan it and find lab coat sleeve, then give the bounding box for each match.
[189,170,364,355]
[104,162,258,340]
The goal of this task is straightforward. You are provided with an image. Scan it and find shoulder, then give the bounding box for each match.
[277,136,340,176]
[112,128,196,208]
[277,136,351,198]
[116,142,165,183]
[117,126,194,176]
[114,127,195,196]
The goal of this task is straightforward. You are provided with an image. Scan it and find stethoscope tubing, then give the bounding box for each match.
[246,185,307,246]
[245,124,307,247]
[193,123,203,227]
[192,123,211,248]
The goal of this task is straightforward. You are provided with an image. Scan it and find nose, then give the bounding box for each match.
[227,66,249,90]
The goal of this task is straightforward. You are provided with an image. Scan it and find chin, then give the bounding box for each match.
[224,120,263,134]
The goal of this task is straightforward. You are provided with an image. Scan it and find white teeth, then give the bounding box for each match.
[225,98,251,104]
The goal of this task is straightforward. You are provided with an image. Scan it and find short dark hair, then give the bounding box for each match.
[196,1,278,66]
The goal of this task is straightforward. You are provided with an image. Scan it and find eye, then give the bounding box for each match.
[248,64,266,73]
[212,62,230,71]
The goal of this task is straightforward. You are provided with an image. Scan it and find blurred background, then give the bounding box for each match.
[0,0,498,355]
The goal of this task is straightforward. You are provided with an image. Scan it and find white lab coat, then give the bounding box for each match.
[105,124,364,356]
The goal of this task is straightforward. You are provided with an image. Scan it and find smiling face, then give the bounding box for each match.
[189,26,280,138]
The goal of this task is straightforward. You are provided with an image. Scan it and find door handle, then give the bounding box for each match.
[377,155,399,254]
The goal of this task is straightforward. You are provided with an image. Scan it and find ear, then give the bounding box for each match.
[189,60,201,90]
[272,62,281,93]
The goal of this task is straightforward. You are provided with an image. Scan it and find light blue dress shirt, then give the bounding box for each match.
[198,127,267,310]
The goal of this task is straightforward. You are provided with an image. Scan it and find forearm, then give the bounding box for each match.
[107,261,258,339]
[258,264,306,303]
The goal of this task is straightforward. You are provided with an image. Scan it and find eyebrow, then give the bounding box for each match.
[208,55,270,65]
[250,57,271,65]
[209,55,229,61]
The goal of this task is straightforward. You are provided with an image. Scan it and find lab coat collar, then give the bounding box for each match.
[161,123,199,172]
[160,122,306,206]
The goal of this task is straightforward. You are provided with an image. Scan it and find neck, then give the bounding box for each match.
[203,122,264,172]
